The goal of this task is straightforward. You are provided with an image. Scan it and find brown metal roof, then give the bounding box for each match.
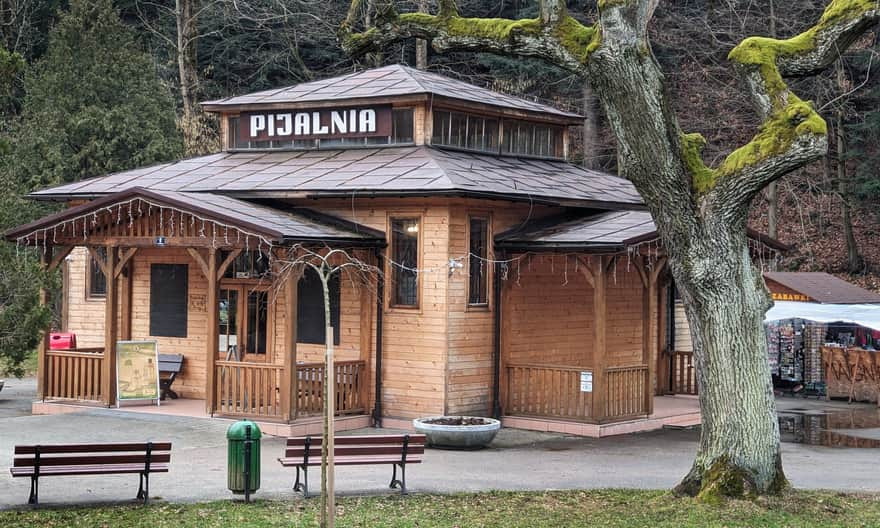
[497,210,789,254]
[496,210,656,251]
[30,146,644,209]
[763,272,880,304]
[201,64,581,121]
[7,187,384,245]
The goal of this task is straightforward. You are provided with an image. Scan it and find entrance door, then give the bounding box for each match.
[218,285,271,361]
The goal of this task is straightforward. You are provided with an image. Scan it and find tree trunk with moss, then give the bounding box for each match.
[340,0,880,499]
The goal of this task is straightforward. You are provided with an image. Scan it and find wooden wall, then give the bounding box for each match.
[673,301,694,352]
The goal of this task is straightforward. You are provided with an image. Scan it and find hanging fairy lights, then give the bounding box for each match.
[13,196,276,256]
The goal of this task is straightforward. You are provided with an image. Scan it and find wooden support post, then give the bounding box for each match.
[591,256,608,422]
[205,248,218,415]
[283,267,301,422]
[102,244,119,407]
[642,264,657,417]
[119,248,135,341]
[36,251,50,400]
[358,270,373,417]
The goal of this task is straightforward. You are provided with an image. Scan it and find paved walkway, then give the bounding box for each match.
[1,378,879,507]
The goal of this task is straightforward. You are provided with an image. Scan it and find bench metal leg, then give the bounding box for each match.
[137,472,150,504]
[389,463,407,495]
[294,465,310,498]
[28,476,38,505]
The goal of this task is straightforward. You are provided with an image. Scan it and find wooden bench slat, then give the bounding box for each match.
[15,443,172,454]
[280,456,423,467]
[14,453,171,467]
[11,463,170,477]
[285,435,426,447]
[284,445,425,458]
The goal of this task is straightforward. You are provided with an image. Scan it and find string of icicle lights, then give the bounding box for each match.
[13,197,276,257]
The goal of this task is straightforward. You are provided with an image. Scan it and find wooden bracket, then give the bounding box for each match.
[632,257,650,289]
[187,248,210,279]
[114,248,139,279]
[47,246,74,272]
[576,256,595,288]
[217,248,242,279]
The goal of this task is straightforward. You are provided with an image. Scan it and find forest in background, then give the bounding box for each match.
[0,0,878,373]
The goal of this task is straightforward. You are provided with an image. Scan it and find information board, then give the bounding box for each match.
[580,371,593,393]
[116,340,161,404]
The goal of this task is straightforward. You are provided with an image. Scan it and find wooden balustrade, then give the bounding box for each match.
[215,361,284,419]
[604,365,650,419]
[505,364,593,421]
[45,349,105,402]
[672,351,697,395]
[295,360,367,418]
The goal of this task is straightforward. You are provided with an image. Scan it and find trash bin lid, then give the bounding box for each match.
[226,419,263,440]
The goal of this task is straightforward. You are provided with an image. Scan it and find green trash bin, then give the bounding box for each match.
[227,420,261,501]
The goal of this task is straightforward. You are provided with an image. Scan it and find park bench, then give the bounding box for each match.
[279,434,425,498]
[158,354,184,400]
[9,442,172,505]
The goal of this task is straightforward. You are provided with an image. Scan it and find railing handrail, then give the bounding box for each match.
[215,360,283,369]
[46,350,105,358]
[506,363,591,372]
[605,364,648,373]
[296,360,366,369]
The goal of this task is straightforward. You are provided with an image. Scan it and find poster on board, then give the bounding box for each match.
[116,340,161,405]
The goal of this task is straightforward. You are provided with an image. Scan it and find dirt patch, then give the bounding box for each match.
[423,417,493,426]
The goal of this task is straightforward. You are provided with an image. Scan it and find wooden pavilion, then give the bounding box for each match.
[7,65,786,435]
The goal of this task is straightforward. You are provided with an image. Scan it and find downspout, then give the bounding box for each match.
[666,280,676,392]
[492,256,504,419]
[372,247,385,427]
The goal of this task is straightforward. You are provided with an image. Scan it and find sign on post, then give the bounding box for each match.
[580,371,593,393]
[116,340,161,406]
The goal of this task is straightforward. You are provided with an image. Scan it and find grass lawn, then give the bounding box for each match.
[1,490,879,527]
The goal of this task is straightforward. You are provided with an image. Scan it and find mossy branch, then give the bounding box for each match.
[687,0,878,206]
[339,1,600,75]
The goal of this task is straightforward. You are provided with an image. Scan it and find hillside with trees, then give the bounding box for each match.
[0,0,877,360]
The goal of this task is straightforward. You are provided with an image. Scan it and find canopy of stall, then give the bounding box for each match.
[765,300,880,331]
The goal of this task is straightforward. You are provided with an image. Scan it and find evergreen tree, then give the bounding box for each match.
[0,0,182,376]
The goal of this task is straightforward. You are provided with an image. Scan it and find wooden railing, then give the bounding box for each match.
[45,349,105,402]
[605,365,650,419]
[215,361,284,419]
[672,351,697,395]
[505,364,593,421]
[295,360,367,418]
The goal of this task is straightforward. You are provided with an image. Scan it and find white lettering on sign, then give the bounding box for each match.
[246,108,382,139]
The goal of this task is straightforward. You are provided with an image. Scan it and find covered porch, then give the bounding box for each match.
[8,187,384,425]
[495,210,673,431]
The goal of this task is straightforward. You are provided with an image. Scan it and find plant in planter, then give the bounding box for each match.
[413,416,501,449]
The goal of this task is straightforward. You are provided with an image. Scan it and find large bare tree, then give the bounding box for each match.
[339,0,880,499]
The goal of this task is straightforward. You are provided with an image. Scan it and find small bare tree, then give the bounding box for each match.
[275,244,380,528]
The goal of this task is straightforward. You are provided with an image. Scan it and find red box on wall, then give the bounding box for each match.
[49,332,76,350]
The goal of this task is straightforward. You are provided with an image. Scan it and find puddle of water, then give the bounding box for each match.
[778,406,880,448]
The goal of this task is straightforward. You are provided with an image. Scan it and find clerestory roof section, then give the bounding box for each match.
[29,146,645,209]
[201,64,582,122]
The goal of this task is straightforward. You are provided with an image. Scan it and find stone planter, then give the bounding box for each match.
[412,416,501,449]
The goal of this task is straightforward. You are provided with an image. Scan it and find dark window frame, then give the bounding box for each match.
[86,247,107,299]
[297,268,342,346]
[389,216,421,309]
[467,215,491,307]
[149,263,189,338]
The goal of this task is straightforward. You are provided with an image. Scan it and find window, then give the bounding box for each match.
[432,110,499,154]
[228,108,415,150]
[390,218,419,307]
[468,217,489,306]
[87,247,107,298]
[149,264,188,338]
[297,268,341,345]
[221,250,271,279]
[502,119,564,158]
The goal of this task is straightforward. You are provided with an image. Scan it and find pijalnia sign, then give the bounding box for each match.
[240,105,393,142]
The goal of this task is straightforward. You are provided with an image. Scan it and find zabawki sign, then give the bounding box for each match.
[240,105,393,142]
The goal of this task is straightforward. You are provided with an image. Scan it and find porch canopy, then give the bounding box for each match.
[6,187,384,415]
